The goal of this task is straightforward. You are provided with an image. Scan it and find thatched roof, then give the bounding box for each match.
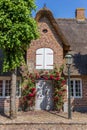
[56,19,87,54]
[35,7,70,51]
[56,19,87,75]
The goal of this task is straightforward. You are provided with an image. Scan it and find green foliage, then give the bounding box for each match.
[21,78,36,111]
[21,66,66,111]
[0,0,39,72]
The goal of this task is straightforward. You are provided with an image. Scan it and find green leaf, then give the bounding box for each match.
[0,0,39,72]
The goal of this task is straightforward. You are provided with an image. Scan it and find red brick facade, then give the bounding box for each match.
[0,98,19,113]
[27,17,64,72]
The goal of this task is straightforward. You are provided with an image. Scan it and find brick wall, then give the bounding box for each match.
[0,98,20,113]
[27,17,64,72]
[71,77,87,112]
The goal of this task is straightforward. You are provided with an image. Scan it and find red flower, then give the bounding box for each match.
[35,73,40,79]
[55,77,60,81]
[28,90,36,97]
[28,93,34,97]
[25,86,28,89]
[54,97,59,101]
[23,96,26,101]
[50,75,54,79]
[31,88,36,92]
[28,100,33,106]
[44,77,48,80]
[45,71,48,74]
[56,72,59,76]
[62,80,66,85]
[29,73,33,79]
[62,89,66,92]
[32,79,35,83]
[58,91,62,95]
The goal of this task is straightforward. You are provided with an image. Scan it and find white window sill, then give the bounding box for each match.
[0,96,21,99]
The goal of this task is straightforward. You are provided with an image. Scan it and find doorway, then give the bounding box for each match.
[35,80,53,110]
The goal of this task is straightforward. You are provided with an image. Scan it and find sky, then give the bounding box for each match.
[34,0,87,18]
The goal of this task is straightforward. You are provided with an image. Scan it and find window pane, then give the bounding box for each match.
[45,48,53,69]
[75,80,81,97]
[16,80,21,96]
[70,80,74,96]
[36,48,54,70]
[5,80,11,96]
[0,80,3,96]
[36,48,44,69]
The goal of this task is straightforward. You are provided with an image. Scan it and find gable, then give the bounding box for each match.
[35,8,70,52]
[37,16,63,49]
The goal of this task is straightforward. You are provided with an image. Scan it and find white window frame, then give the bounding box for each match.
[36,48,53,70]
[5,80,11,97]
[0,80,3,97]
[0,80,21,98]
[16,80,21,98]
[67,78,82,98]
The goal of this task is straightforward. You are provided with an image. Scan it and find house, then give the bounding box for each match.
[0,7,87,113]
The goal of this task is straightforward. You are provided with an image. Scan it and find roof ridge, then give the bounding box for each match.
[56,18,76,20]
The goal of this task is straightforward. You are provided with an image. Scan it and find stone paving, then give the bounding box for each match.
[0,111,87,130]
[0,110,87,124]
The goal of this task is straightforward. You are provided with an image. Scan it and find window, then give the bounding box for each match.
[69,79,82,98]
[0,80,21,98]
[5,80,11,96]
[0,81,3,96]
[16,80,21,96]
[36,48,53,69]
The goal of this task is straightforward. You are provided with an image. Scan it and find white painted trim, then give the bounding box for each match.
[36,48,54,70]
[67,78,82,99]
[3,80,5,97]
[16,80,21,98]
[0,80,21,98]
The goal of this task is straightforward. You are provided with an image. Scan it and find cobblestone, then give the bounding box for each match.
[0,111,87,130]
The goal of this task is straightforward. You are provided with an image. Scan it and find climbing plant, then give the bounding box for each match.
[20,66,67,111]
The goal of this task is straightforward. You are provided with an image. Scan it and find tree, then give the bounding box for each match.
[0,0,38,119]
